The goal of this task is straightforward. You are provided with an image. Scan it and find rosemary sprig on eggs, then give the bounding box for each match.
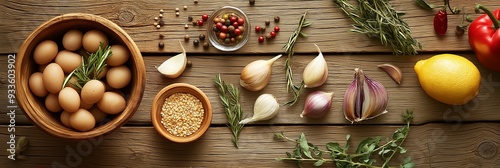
[62,43,112,89]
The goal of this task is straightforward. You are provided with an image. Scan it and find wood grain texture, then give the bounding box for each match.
[0,123,499,167]
[2,54,500,126]
[2,0,500,54]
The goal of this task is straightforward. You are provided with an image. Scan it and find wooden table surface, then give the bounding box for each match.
[1,0,500,167]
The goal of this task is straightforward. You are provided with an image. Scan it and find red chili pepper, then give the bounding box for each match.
[434,10,447,35]
[468,4,500,72]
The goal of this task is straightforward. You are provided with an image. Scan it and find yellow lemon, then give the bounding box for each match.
[414,54,480,105]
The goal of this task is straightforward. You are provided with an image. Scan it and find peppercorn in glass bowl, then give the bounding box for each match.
[151,83,213,143]
[207,6,251,51]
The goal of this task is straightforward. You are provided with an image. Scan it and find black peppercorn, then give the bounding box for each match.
[159,19,165,26]
[224,38,230,44]
[159,33,164,39]
[274,16,280,22]
[193,39,200,46]
[265,20,270,26]
[158,41,164,48]
[192,21,198,26]
[199,34,206,41]
[203,42,209,49]
[249,0,255,5]
[188,16,193,22]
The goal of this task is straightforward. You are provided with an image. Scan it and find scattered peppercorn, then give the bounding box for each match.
[158,41,165,48]
[156,25,161,29]
[192,21,198,26]
[184,35,190,41]
[258,36,265,43]
[197,20,204,26]
[159,20,165,26]
[202,14,209,21]
[184,6,188,10]
[159,14,163,18]
[194,0,198,4]
[160,9,164,14]
[203,42,209,49]
[265,34,272,39]
[270,31,276,38]
[154,22,158,26]
[265,20,270,26]
[188,16,193,22]
[154,17,159,21]
[255,26,261,32]
[176,12,180,16]
[159,33,164,39]
[185,24,189,29]
[199,34,206,41]
[187,60,193,67]
[260,26,266,32]
[193,39,200,46]
[274,16,280,22]
[249,0,255,5]
[274,26,280,32]
[175,7,180,12]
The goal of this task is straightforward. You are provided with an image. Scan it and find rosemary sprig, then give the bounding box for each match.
[62,43,112,90]
[275,110,415,168]
[334,0,422,55]
[214,74,245,148]
[283,11,311,106]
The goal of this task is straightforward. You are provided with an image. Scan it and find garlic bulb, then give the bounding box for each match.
[156,41,187,78]
[240,54,282,91]
[343,68,388,123]
[300,91,334,118]
[303,44,328,88]
[239,94,280,124]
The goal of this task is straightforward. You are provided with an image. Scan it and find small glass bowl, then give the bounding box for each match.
[207,6,251,51]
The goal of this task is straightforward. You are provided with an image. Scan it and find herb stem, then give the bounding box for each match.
[214,74,245,148]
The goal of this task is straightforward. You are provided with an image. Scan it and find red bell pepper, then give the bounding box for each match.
[468,4,500,72]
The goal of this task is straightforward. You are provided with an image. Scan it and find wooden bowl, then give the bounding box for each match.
[15,13,146,140]
[151,83,213,143]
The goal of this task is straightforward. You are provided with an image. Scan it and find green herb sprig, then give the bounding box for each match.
[275,110,415,168]
[62,43,112,89]
[214,74,245,148]
[283,11,311,106]
[334,0,422,55]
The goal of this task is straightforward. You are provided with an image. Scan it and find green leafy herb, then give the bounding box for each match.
[334,0,422,55]
[62,43,112,90]
[214,74,245,148]
[283,11,311,105]
[7,136,29,160]
[414,0,441,10]
[275,110,415,168]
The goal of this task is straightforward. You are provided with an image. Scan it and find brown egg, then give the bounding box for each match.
[55,50,82,73]
[69,109,96,131]
[89,106,107,123]
[45,93,62,112]
[107,44,130,66]
[106,65,131,89]
[60,111,72,128]
[58,87,80,113]
[62,29,83,51]
[34,40,58,65]
[42,63,65,93]
[97,92,126,114]
[82,30,108,53]
[81,80,105,104]
[29,72,48,97]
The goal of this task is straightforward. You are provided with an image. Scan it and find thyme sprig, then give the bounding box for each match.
[275,110,415,168]
[62,43,112,89]
[334,0,422,55]
[283,11,311,106]
[214,74,245,148]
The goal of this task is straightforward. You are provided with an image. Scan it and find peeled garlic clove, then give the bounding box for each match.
[303,44,328,88]
[239,94,280,124]
[378,64,402,84]
[300,91,334,118]
[343,68,388,123]
[156,41,187,78]
[240,54,282,91]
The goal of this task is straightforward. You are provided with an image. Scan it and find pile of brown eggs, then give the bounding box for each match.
[29,29,132,131]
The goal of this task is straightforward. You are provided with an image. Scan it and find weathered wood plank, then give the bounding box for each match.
[1,0,500,54]
[0,123,498,167]
[2,54,500,126]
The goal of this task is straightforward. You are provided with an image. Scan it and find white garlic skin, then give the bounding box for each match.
[300,91,333,118]
[303,44,328,88]
[239,94,280,124]
[157,41,187,78]
[240,54,282,91]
